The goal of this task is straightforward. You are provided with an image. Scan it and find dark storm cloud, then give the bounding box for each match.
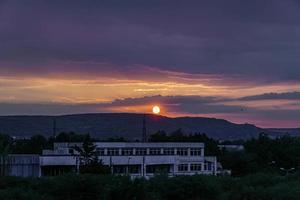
[111,94,300,119]
[0,102,98,115]
[0,94,277,116]
[113,95,242,114]
[1,93,300,127]
[239,92,300,101]
[0,94,232,115]
[1,0,300,82]
[0,95,239,115]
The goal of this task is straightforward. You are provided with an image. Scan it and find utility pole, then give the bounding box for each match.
[53,118,57,138]
[141,114,147,178]
[142,114,147,142]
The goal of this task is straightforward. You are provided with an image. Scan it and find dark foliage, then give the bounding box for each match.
[0,173,300,200]
[1,131,300,177]
[149,129,221,156]
[73,134,110,175]
[54,132,91,143]
[149,131,300,176]
[220,133,300,176]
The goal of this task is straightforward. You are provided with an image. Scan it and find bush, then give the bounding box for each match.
[0,173,300,200]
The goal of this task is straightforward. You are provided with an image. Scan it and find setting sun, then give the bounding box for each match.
[152,105,160,114]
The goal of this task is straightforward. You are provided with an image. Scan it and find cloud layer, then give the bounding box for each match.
[1,0,300,81]
[1,1,300,127]
[1,92,300,128]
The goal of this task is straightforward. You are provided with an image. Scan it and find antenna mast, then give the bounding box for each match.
[53,118,57,138]
[142,114,147,142]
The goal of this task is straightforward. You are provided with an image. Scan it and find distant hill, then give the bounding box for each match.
[0,113,268,140]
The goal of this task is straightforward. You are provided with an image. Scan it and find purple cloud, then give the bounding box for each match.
[0,0,300,83]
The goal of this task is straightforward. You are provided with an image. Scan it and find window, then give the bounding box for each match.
[107,148,119,156]
[122,148,133,156]
[113,166,126,174]
[146,165,155,173]
[129,165,140,174]
[149,148,161,155]
[190,164,202,171]
[177,148,188,156]
[190,148,202,156]
[68,148,74,154]
[163,148,174,155]
[135,148,147,155]
[204,162,214,171]
[178,164,188,172]
[146,165,169,174]
[96,148,105,156]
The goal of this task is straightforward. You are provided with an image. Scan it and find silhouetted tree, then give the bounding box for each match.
[55,132,88,142]
[11,135,48,154]
[149,130,169,142]
[0,134,12,176]
[73,134,110,174]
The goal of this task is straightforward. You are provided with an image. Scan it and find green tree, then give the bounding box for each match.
[149,130,169,142]
[11,135,47,154]
[73,135,110,174]
[55,132,88,142]
[0,134,12,176]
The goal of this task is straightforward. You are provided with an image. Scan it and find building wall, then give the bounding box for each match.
[0,155,40,177]
[1,142,217,177]
[42,142,217,177]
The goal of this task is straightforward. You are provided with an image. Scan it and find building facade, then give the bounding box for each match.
[1,142,217,178]
[41,142,217,178]
[0,155,40,177]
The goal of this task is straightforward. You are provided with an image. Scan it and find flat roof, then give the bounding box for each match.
[55,142,205,148]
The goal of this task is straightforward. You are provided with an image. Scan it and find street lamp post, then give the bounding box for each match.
[268,161,295,176]
[280,167,295,176]
[127,156,132,175]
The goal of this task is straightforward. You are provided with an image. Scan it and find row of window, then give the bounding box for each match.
[178,164,202,172]
[178,163,214,172]
[94,148,203,156]
[112,164,210,174]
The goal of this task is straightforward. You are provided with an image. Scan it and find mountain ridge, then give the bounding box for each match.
[0,113,278,140]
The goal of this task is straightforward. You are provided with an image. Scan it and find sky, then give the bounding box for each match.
[1,0,300,128]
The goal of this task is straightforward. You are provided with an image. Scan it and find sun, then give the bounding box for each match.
[152,105,160,114]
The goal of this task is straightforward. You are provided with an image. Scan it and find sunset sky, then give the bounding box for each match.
[1,0,300,128]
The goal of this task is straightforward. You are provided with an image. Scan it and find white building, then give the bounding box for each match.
[41,142,217,178]
[0,155,40,177]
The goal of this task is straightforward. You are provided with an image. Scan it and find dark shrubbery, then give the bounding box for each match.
[0,173,300,200]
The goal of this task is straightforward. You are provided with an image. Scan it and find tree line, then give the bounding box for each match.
[1,130,300,176]
[0,173,300,200]
[149,130,300,176]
